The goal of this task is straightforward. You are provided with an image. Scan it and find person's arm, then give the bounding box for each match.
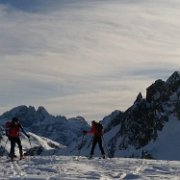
[19,124,30,138]
[85,126,96,135]
[0,127,2,137]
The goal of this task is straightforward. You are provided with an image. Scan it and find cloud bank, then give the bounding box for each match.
[0,0,179,121]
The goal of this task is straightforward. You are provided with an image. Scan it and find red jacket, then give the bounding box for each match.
[86,122,104,137]
[6,121,21,138]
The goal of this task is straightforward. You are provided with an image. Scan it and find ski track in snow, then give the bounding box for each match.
[11,161,24,177]
[1,156,180,179]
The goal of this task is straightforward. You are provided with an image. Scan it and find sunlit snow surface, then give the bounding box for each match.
[0,156,180,179]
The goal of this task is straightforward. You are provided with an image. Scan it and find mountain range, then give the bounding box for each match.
[0,105,89,146]
[0,71,179,160]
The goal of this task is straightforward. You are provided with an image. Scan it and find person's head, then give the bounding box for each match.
[12,117,19,124]
[91,120,96,125]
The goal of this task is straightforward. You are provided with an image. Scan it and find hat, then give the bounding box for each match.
[12,117,19,122]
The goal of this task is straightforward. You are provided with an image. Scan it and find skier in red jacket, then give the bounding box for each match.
[84,120,105,159]
[5,117,30,160]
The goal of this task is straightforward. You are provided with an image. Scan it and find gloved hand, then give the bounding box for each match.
[83,130,87,135]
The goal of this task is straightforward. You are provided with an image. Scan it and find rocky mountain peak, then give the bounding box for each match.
[37,106,49,116]
[134,92,143,104]
[166,71,180,85]
[99,71,180,158]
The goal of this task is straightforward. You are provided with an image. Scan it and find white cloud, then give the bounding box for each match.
[0,0,179,120]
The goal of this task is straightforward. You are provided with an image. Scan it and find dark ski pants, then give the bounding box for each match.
[10,137,23,157]
[90,136,105,156]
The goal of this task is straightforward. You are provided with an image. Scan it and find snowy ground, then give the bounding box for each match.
[0,156,180,180]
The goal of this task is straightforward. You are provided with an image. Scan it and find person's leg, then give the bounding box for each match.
[90,136,98,158]
[97,137,105,157]
[10,138,16,160]
[16,137,23,158]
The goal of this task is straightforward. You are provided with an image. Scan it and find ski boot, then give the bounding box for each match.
[88,154,93,159]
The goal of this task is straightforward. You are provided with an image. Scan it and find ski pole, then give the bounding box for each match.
[28,138,32,148]
[77,134,85,158]
[102,136,112,158]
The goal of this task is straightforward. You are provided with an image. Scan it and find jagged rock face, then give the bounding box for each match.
[146,71,180,103]
[134,92,143,104]
[119,100,165,149]
[103,71,180,157]
[0,106,89,146]
[146,79,165,102]
[102,110,124,132]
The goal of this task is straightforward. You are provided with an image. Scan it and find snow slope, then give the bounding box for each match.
[0,132,65,157]
[0,156,180,179]
[111,116,180,161]
[144,116,180,160]
[1,132,179,179]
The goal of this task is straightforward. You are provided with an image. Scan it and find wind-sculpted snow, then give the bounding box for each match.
[0,156,180,179]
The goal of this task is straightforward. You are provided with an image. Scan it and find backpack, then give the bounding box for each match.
[95,123,104,136]
[5,121,21,138]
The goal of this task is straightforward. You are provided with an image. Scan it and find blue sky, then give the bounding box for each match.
[0,0,179,121]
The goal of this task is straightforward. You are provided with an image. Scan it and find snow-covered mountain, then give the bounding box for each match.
[0,71,180,161]
[71,71,180,160]
[0,106,89,146]
[100,71,180,160]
